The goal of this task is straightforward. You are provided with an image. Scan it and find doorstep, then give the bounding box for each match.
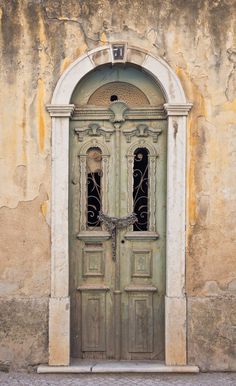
[37,359,199,374]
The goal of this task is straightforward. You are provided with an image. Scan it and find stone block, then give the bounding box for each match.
[0,298,48,369]
[188,296,236,371]
[165,296,187,365]
[126,48,146,66]
[91,48,111,66]
[49,297,70,366]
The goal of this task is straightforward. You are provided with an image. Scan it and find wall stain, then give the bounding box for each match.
[13,165,27,197]
[176,66,209,294]
[176,66,207,228]
[37,78,46,154]
[21,97,27,164]
[60,57,72,74]
[173,120,178,139]
[40,200,48,218]
[100,31,107,45]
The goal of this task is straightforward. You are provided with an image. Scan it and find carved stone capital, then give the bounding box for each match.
[164,103,192,116]
[46,104,75,117]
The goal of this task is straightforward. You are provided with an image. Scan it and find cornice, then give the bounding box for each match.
[72,106,167,121]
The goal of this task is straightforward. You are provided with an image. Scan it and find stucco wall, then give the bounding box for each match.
[0,0,235,370]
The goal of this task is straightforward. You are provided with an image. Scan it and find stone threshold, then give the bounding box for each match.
[38,360,199,374]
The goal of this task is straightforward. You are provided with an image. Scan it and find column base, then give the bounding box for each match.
[165,296,187,365]
[49,297,70,366]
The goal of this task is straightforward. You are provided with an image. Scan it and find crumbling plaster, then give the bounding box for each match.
[0,0,236,370]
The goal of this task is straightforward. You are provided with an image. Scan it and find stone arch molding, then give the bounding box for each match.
[51,44,187,105]
[45,44,195,371]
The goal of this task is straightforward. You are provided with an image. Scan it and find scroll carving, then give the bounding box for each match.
[109,101,128,123]
[123,124,162,143]
[75,123,114,142]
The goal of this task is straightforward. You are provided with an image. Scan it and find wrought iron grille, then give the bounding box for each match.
[86,147,102,227]
[133,148,149,231]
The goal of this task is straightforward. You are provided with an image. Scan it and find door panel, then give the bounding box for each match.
[70,101,167,360]
[82,291,106,352]
[128,293,153,353]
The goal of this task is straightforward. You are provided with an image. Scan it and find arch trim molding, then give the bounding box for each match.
[51,44,186,105]
[45,44,194,370]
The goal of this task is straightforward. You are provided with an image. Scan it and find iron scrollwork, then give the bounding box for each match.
[87,148,102,228]
[98,212,137,261]
[133,148,149,231]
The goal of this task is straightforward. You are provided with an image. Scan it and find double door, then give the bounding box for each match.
[70,102,167,359]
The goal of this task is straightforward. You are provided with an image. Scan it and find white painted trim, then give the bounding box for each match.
[51,45,186,105]
[46,44,193,367]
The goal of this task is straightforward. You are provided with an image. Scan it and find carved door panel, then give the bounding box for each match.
[70,101,167,360]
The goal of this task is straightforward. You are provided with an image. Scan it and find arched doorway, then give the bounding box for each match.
[44,44,193,369]
[69,64,167,360]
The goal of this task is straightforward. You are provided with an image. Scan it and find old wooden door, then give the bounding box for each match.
[70,74,167,360]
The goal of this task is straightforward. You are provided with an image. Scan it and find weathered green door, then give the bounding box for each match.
[70,69,167,360]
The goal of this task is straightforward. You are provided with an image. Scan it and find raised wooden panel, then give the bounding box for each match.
[82,291,106,351]
[131,250,152,278]
[128,293,153,353]
[82,246,104,277]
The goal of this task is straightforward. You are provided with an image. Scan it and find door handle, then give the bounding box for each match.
[98,212,137,261]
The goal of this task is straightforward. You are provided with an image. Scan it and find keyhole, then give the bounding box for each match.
[121,240,125,244]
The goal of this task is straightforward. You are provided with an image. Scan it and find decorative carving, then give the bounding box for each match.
[72,106,166,121]
[74,123,114,142]
[98,212,137,261]
[132,250,152,278]
[109,101,129,124]
[123,124,162,143]
[82,247,105,277]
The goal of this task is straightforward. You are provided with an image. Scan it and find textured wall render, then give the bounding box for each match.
[0,0,236,370]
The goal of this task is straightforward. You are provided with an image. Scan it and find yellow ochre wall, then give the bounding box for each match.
[0,0,235,371]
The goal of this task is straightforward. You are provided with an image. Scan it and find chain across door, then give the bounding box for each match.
[70,100,167,360]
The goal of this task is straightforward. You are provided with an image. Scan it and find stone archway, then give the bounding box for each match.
[45,44,192,368]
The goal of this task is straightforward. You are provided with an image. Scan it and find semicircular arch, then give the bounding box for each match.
[51,45,187,105]
[127,140,158,157]
[79,139,110,157]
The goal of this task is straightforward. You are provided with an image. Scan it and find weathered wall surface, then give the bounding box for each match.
[0,0,235,370]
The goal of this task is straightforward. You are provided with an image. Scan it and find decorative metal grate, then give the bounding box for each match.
[88,82,150,107]
[133,148,149,231]
[86,147,102,227]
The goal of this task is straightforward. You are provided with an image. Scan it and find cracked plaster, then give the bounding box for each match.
[0,0,235,370]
